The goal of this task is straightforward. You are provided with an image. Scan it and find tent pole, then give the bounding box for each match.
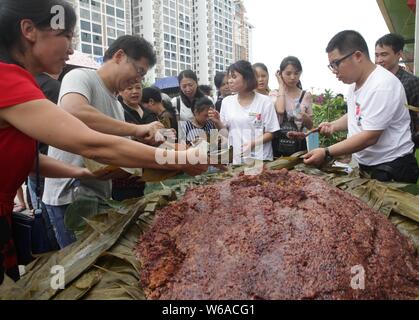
[415,1,419,75]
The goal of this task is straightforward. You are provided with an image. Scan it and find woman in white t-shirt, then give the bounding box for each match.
[209,60,280,164]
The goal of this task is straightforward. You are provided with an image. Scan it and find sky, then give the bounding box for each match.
[242,0,390,96]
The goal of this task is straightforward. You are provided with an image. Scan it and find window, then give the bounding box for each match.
[91,0,101,10]
[81,32,91,42]
[92,23,101,34]
[80,20,91,32]
[107,16,115,26]
[93,35,102,45]
[106,5,115,16]
[80,9,90,20]
[116,9,124,19]
[82,44,92,54]
[93,46,103,56]
[107,27,115,37]
[92,11,101,23]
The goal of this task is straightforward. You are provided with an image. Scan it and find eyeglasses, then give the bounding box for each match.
[126,56,147,79]
[328,51,356,72]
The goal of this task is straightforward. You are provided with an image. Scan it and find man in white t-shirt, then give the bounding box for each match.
[304,30,418,183]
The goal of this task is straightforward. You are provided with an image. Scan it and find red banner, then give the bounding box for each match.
[408,0,416,12]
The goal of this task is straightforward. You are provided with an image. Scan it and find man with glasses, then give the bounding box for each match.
[304,30,418,184]
[43,35,165,248]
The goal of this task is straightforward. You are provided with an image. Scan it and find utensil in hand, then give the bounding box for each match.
[287,127,320,140]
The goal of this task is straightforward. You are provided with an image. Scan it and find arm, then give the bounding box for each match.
[60,93,158,139]
[0,99,203,173]
[248,132,274,149]
[301,92,313,129]
[33,154,93,179]
[274,72,286,117]
[208,108,225,130]
[319,114,348,136]
[303,130,382,166]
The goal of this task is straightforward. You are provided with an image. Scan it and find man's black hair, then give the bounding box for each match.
[326,30,370,59]
[375,33,405,53]
[103,35,156,67]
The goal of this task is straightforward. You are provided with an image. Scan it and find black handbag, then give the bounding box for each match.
[273,91,308,157]
[12,143,59,265]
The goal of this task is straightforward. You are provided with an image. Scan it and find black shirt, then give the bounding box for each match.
[395,68,419,136]
[35,73,61,104]
[118,97,158,125]
[35,73,61,155]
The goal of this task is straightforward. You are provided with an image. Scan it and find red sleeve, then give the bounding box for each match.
[0,62,45,109]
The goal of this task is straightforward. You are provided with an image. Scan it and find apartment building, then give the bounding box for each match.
[67,0,252,86]
[132,0,251,86]
[67,0,132,61]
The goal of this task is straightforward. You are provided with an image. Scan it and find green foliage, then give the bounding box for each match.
[312,89,348,147]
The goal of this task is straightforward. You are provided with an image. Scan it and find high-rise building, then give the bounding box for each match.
[67,0,132,61]
[67,0,252,86]
[192,0,234,86]
[233,0,253,62]
[132,0,251,87]
[132,0,194,84]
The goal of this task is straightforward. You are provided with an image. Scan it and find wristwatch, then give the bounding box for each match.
[324,147,334,163]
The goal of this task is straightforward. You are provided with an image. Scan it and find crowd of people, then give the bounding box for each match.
[1,0,418,285]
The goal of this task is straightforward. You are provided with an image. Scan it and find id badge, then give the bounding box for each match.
[249,112,263,129]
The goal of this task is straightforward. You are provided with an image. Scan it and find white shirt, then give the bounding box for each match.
[43,69,125,205]
[347,66,414,166]
[171,95,215,122]
[220,93,280,164]
[171,96,194,122]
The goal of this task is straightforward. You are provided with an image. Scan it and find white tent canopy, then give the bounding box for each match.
[67,50,101,69]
